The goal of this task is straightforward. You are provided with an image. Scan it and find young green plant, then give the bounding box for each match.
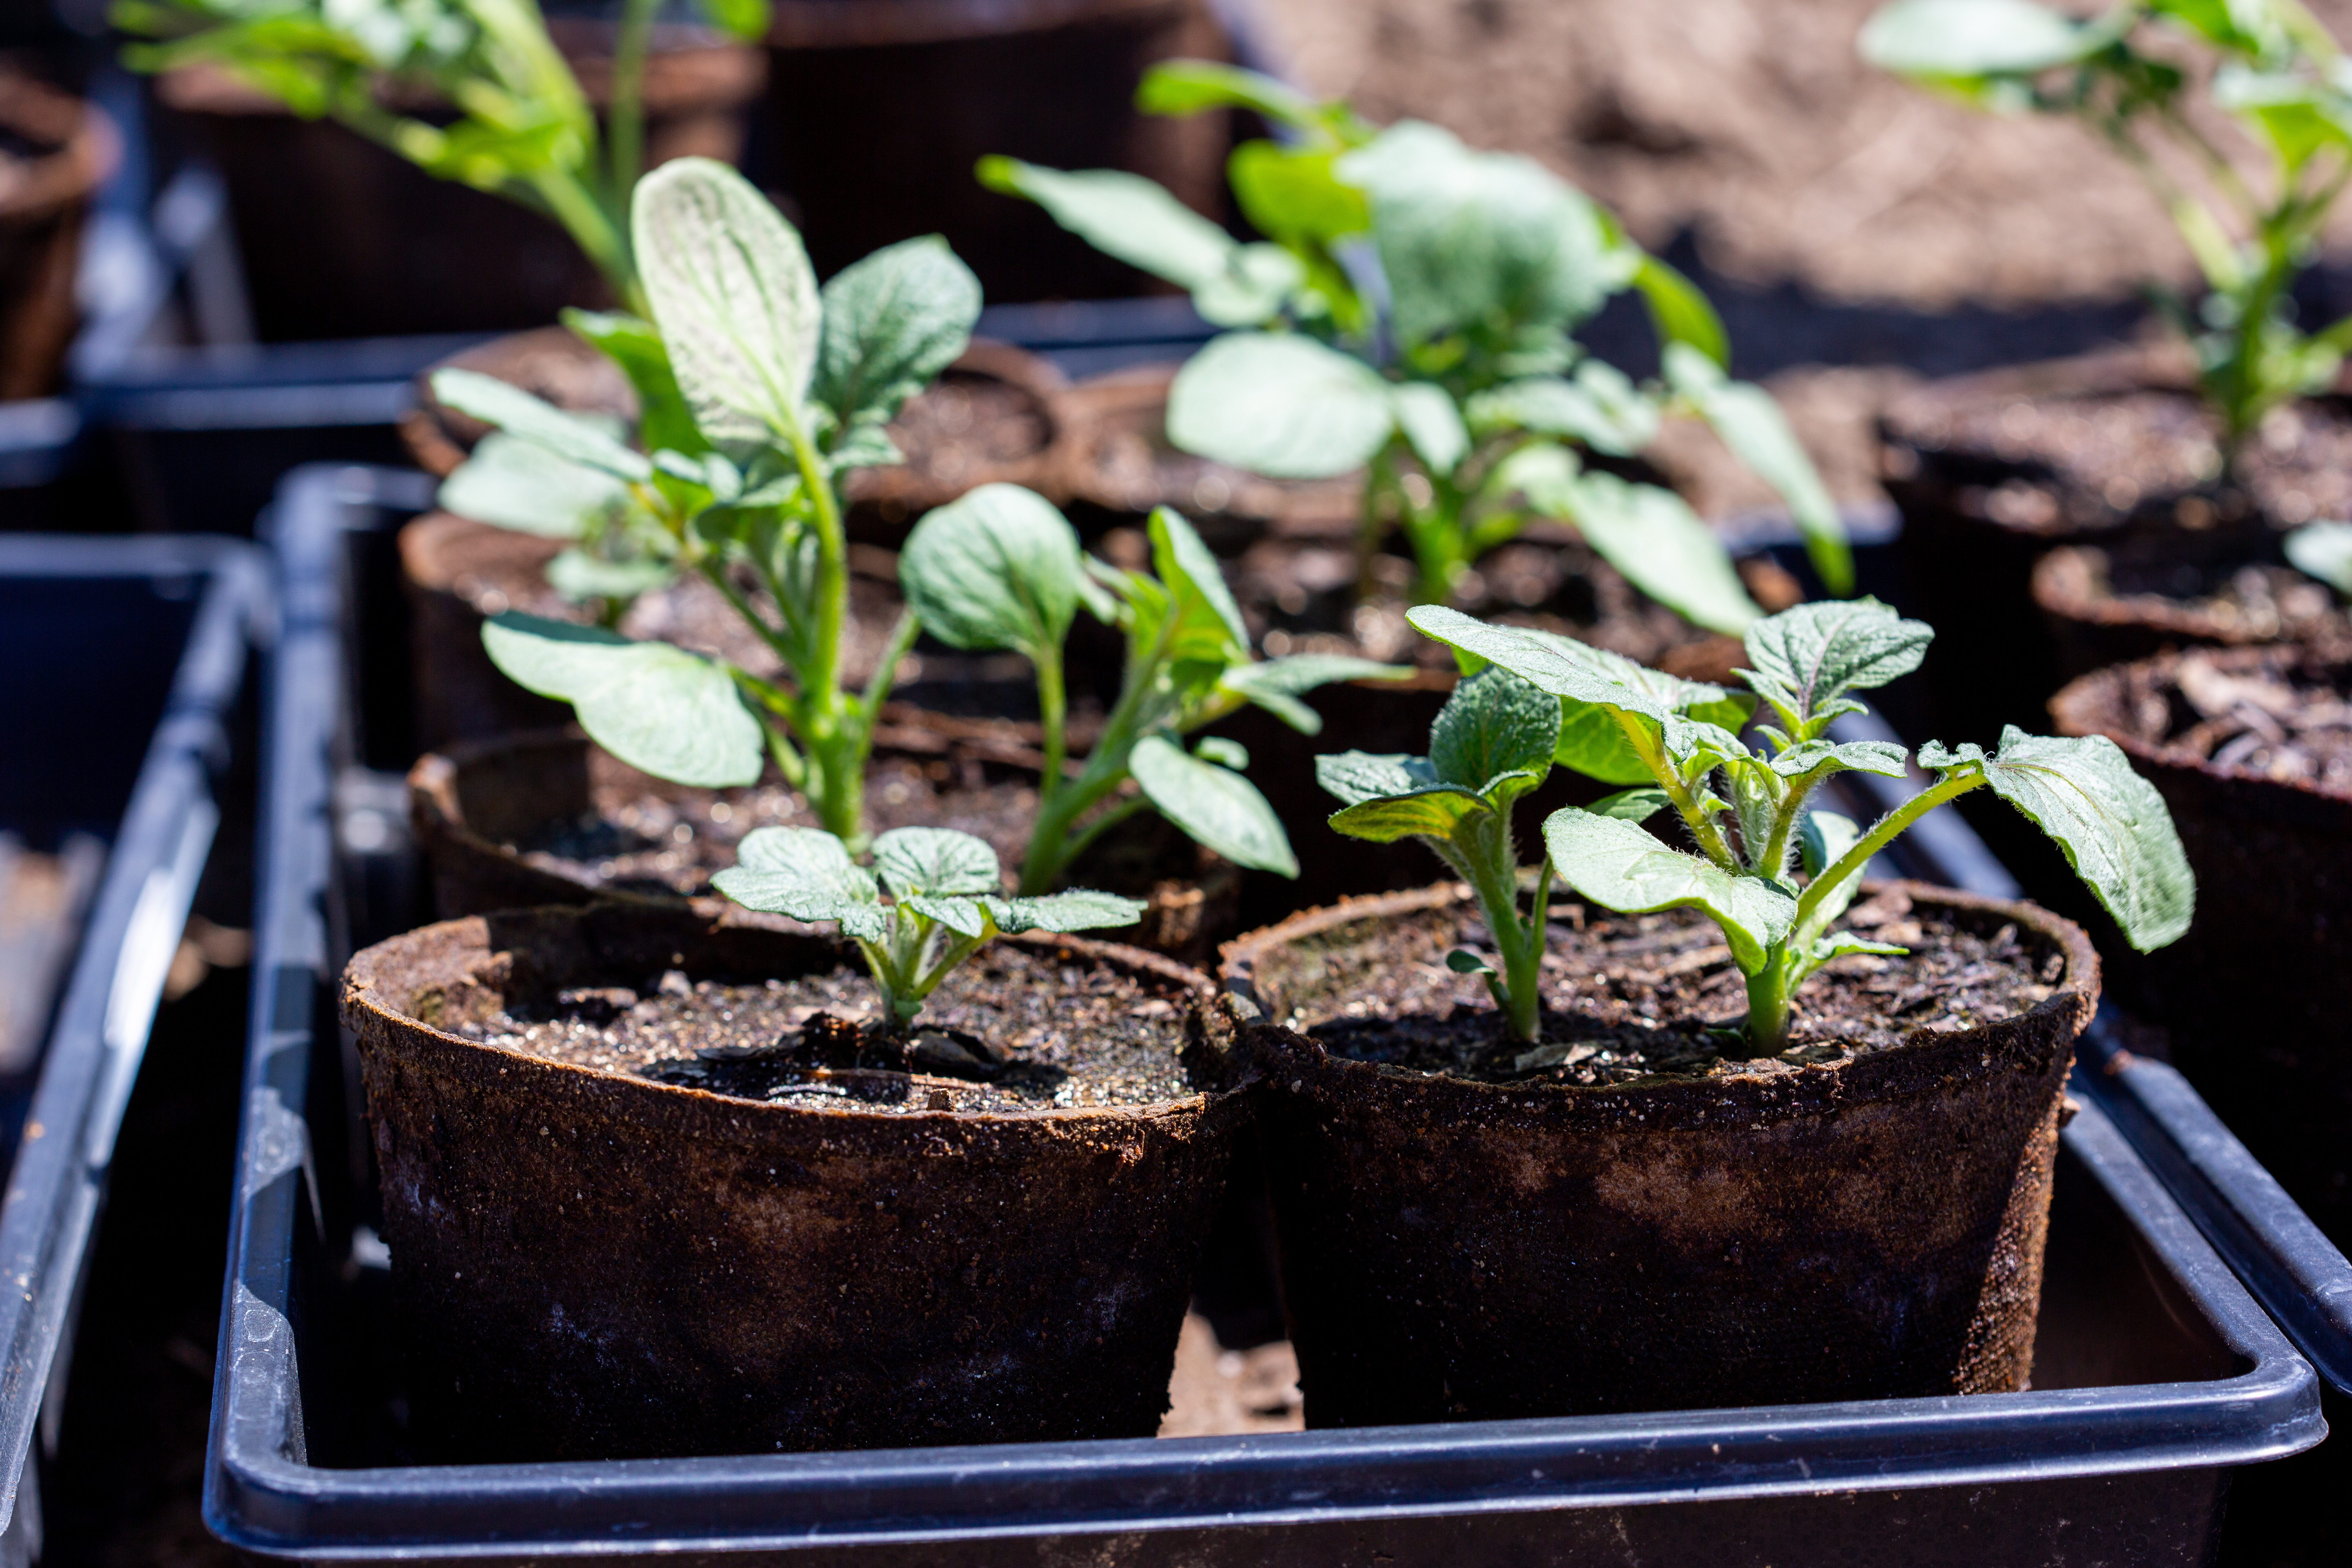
[897,482,1399,893]
[710,826,1143,1029]
[1326,599,2197,1051]
[978,60,1850,624]
[429,157,983,841]
[1864,0,2352,451]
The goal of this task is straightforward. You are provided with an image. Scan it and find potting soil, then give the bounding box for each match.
[2051,549,2350,647]
[2102,648,2352,788]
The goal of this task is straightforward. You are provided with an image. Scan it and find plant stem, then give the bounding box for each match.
[606,0,659,214]
[1792,773,1982,938]
[1611,710,1740,871]
[1460,816,1543,1042]
[529,166,646,313]
[1745,949,1792,1054]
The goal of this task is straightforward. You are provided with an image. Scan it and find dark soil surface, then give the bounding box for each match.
[878,368,1055,494]
[2097,647,2352,788]
[450,943,1196,1115]
[2049,547,2350,644]
[1285,888,2062,1086]
[508,753,1212,904]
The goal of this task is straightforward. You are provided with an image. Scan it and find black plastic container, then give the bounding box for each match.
[206,463,2322,1566]
[0,533,265,1553]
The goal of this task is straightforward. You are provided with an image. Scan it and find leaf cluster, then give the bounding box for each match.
[899,484,1399,893]
[711,826,1143,1027]
[1864,0,2352,445]
[982,62,1850,621]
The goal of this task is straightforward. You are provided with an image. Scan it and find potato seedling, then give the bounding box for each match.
[429,157,984,842]
[898,483,1399,893]
[1866,0,2352,451]
[711,826,1143,1030]
[979,60,1850,625]
[1322,599,2196,1051]
[114,0,766,312]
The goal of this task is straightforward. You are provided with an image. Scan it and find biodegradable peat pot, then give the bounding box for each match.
[760,0,1229,302]
[410,728,1243,960]
[2053,646,2352,1236]
[1219,880,2099,1425]
[403,332,1080,539]
[0,72,118,399]
[2031,539,2351,684]
[343,899,1249,1460]
[158,27,762,341]
[1879,345,2352,742]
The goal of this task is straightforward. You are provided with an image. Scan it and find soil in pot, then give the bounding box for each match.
[1880,345,2352,743]
[403,331,1079,543]
[344,900,1249,1460]
[0,70,117,399]
[2033,538,2352,685]
[157,24,762,341]
[1222,880,2095,1425]
[2051,646,2352,1244]
[410,728,1242,961]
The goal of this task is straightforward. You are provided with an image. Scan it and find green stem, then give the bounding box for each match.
[1745,951,1792,1055]
[606,0,659,214]
[859,608,920,728]
[527,165,645,313]
[1460,816,1543,1042]
[1792,773,1983,940]
[1612,710,1740,871]
[1020,603,1176,893]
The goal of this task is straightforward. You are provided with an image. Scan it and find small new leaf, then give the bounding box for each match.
[710,827,888,942]
[482,613,763,788]
[813,234,982,434]
[899,483,1083,660]
[985,889,1147,934]
[1739,597,1932,738]
[1167,332,1397,479]
[874,826,1001,899]
[1131,735,1299,876]
[1429,667,1560,798]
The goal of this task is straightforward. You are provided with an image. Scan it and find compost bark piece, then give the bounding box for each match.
[1220,880,2098,1425]
[2054,646,2352,1241]
[409,728,1242,959]
[343,900,1250,1461]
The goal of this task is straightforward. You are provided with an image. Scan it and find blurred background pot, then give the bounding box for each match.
[0,68,117,398]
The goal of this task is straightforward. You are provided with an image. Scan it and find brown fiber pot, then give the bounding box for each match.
[409,728,1244,961]
[343,900,1251,1461]
[2030,539,2352,687]
[2053,647,2352,1239]
[0,71,117,399]
[1218,880,2099,1426]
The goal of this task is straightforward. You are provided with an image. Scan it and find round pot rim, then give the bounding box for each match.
[0,81,118,225]
[344,901,1242,1133]
[2051,642,2352,805]
[2029,543,2290,645]
[1218,878,2100,1120]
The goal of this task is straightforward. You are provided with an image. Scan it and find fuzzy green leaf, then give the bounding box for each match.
[1799,808,1868,931]
[1316,751,1439,808]
[813,235,981,434]
[874,826,1001,899]
[1632,254,1728,369]
[437,432,626,538]
[1131,735,1299,875]
[1771,738,1909,781]
[481,612,762,788]
[1390,381,1470,475]
[976,156,1236,292]
[1920,728,2195,951]
[1221,654,1405,733]
[544,549,672,604]
[633,158,822,447]
[1542,806,1797,974]
[1136,59,1326,131]
[1430,667,1560,798]
[1548,470,1762,635]
[1663,343,1851,595]
[712,827,889,941]
[1328,783,1496,842]
[561,309,707,458]
[1740,598,1933,737]
[1860,0,2104,81]
[1228,141,1372,243]
[1167,332,1395,479]
[1150,506,1251,662]
[1588,787,1673,822]
[1468,371,1657,455]
[2286,519,2352,597]
[429,369,650,481]
[899,483,1082,660]
[984,889,1147,935]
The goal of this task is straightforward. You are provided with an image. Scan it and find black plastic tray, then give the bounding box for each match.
[206,463,2321,1566]
[0,532,267,1552]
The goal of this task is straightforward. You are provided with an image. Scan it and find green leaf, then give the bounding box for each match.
[985,889,1148,935]
[1798,808,1869,931]
[1770,738,1909,780]
[1859,0,2105,80]
[633,157,822,447]
[1542,469,1762,635]
[1149,505,1251,662]
[874,825,1001,898]
[1195,736,1249,769]
[693,0,768,42]
[1130,735,1299,876]
[1390,381,1470,475]
[1632,254,1728,369]
[1740,597,1933,737]
[2286,519,2352,597]
[1662,343,1851,595]
[1328,782,1496,843]
[1228,141,1372,243]
[1919,728,2196,951]
[1338,120,1624,348]
[813,235,981,433]
[561,309,708,458]
[1137,59,1326,132]
[1445,947,1496,975]
[428,369,651,481]
[1468,372,1657,455]
[1588,787,1672,821]
[437,432,626,538]
[544,549,673,604]
[1814,931,1909,963]
[481,612,763,788]
[711,826,890,942]
[1316,751,1439,808]
[976,156,1236,293]
[1552,701,1661,786]
[899,483,1082,660]
[1166,332,1395,479]
[1541,806,1797,974]
[1222,653,1408,733]
[1430,667,1560,797]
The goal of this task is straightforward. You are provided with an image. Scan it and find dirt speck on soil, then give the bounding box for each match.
[1279,888,2061,1085]
[450,942,1199,1115]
